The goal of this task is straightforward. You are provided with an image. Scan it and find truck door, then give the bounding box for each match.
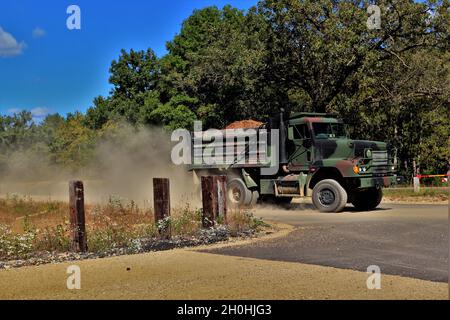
[288,123,313,171]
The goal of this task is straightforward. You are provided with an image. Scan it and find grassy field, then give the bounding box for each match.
[0,194,265,261]
[383,187,449,202]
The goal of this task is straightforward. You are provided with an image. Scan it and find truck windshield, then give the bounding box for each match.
[312,123,348,139]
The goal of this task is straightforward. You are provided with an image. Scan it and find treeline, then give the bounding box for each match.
[1,0,449,177]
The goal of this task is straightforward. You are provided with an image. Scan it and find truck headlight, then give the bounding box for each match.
[354,166,367,173]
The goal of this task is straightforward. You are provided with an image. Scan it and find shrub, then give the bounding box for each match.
[171,205,202,236]
[0,195,268,260]
[228,210,269,233]
[0,225,36,259]
[35,223,71,252]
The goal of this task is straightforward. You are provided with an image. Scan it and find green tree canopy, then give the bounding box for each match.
[2,0,449,176]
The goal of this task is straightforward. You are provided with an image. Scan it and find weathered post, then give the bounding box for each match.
[201,175,228,227]
[153,178,171,237]
[413,176,421,193]
[201,176,215,228]
[215,175,227,224]
[412,160,420,193]
[69,180,87,252]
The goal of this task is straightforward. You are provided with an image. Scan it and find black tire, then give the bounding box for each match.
[227,178,252,208]
[312,179,348,213]
[351,187,383,211]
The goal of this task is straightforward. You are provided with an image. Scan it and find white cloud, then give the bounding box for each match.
[7,107,50,122]
[30,107,50,118]
[0,27,25,57]
[32,27,46,39]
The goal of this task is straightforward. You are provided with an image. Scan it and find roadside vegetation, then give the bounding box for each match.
[383,187,449,202]
[0,194,268,262]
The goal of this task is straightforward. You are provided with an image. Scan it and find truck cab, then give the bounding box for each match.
[278,113,397,211]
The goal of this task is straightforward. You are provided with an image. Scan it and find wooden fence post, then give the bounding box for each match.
[215,175,227,224]
[153,178,171,237]
[201,176,227,228]
[69,180,87,252]
[201,176,215,228]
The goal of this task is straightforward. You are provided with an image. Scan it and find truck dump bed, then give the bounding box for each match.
[189,129,271,170]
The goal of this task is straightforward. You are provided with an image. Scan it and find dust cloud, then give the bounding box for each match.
[0,125,199,207]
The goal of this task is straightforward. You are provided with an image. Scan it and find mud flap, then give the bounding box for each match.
[241,169,258,189]
[299,172,307,196]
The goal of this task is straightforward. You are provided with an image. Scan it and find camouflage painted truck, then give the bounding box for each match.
[189,112,397,212]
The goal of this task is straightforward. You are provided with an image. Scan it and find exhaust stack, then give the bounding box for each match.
[279,109,288,165]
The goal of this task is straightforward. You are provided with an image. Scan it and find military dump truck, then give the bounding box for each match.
[189,112,397,212]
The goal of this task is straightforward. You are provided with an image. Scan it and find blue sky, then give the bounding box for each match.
[0,0,257,119]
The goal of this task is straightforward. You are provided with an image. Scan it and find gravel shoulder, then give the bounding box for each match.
[0,222,447,300]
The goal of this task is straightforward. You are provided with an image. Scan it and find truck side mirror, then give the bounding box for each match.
[288,127,294,140]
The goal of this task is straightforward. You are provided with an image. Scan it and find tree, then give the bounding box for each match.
[49,112,97,169]
[256,0,448,113]
[85,48,161,127]
[3,0,447,176]
[180,7,273,127]
[84,96,113,130]
[0,111,38,151]
[109,48,159,100]
[336,48,450,177]
[160,5,255,127]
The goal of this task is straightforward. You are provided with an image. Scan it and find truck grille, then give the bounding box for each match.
[372,151,388,166]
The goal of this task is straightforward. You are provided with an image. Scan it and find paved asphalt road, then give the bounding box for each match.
[204,203,449,283]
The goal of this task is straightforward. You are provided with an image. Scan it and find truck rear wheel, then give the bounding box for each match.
[227,178,252,208]
[312,179,347,213]
[351,187,383,211]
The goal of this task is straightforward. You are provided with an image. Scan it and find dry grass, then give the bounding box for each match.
[384,187,449,202]
[0,194,156,258]
[226,210,268,235]
[0,194,264,260]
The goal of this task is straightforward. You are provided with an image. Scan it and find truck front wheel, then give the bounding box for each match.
[312,179,348,213]
[351,187,383,211]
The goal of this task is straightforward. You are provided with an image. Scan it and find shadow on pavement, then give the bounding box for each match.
[256,202,392,213]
